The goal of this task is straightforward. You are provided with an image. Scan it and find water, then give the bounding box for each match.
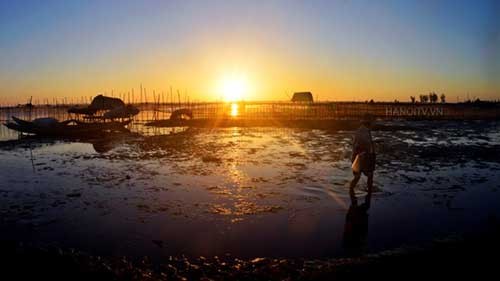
[0,116,499,259]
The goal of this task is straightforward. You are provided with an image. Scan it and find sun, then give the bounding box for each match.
[219,74,249,102]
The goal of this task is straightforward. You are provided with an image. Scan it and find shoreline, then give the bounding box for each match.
[2,220,499,280]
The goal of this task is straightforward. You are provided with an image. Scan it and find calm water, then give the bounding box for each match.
[0,119,499,259]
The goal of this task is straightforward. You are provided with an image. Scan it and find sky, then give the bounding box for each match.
[0,0,499,104]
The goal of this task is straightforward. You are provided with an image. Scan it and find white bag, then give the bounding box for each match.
[351,153,364,173]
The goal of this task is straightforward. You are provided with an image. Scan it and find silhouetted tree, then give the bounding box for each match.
[420,94,429,103]
[429,92,438,103]
[440,93,446,103]
[410,96,416,103]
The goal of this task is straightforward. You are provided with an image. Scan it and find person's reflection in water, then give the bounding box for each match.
[343,187,372,255]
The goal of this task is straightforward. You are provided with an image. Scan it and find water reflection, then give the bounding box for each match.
[230,103,239,117]
[0,132,134,154]
[1,121,500,258]
[343,188,372,255]
[90,136,127,154]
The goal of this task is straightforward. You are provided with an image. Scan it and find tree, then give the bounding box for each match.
[429,92,438,103]
[420,94,429,103]
[410,96,416,103]
[440,93,446,103]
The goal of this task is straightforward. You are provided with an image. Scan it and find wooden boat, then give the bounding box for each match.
[4,117,131,137]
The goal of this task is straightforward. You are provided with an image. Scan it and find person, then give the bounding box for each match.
[343,186,372,253]
[350,115,375,192]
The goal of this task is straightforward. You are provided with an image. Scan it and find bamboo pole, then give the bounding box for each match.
[177,90,181,109]
[170,86,173,113]
[153,90,156,121]
[140,84,143,105]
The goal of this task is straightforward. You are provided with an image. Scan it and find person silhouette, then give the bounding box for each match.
[350,116,375,193]
[343,187,372,254]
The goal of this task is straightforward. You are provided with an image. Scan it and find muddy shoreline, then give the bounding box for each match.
[3,219,499,280]
[1,121,499,279]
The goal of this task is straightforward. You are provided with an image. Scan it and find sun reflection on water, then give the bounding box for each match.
[230,103,239,117]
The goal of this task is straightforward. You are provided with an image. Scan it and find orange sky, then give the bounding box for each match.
[1,1,499,105]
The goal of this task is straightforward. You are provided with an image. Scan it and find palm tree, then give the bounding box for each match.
[429,92,438,103]
[420,94,429,103]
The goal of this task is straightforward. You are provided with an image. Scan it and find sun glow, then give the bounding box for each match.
[230,103,239,117]
[219,74,249,102]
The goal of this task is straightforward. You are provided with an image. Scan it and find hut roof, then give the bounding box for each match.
[67,95,129,116]
[89,95,125,110]
[291,92,314,102]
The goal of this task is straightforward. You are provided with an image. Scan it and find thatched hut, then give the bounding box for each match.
[89,95,125,110]
[291,92,314,102]
[68,95,139,119]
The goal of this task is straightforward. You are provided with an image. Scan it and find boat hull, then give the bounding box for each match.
[4,118,131,137]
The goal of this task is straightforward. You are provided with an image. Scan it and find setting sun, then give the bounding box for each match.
[219,74,249,102]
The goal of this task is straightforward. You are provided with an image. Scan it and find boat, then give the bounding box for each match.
[4,95,140,137]
[4,116,131,137]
